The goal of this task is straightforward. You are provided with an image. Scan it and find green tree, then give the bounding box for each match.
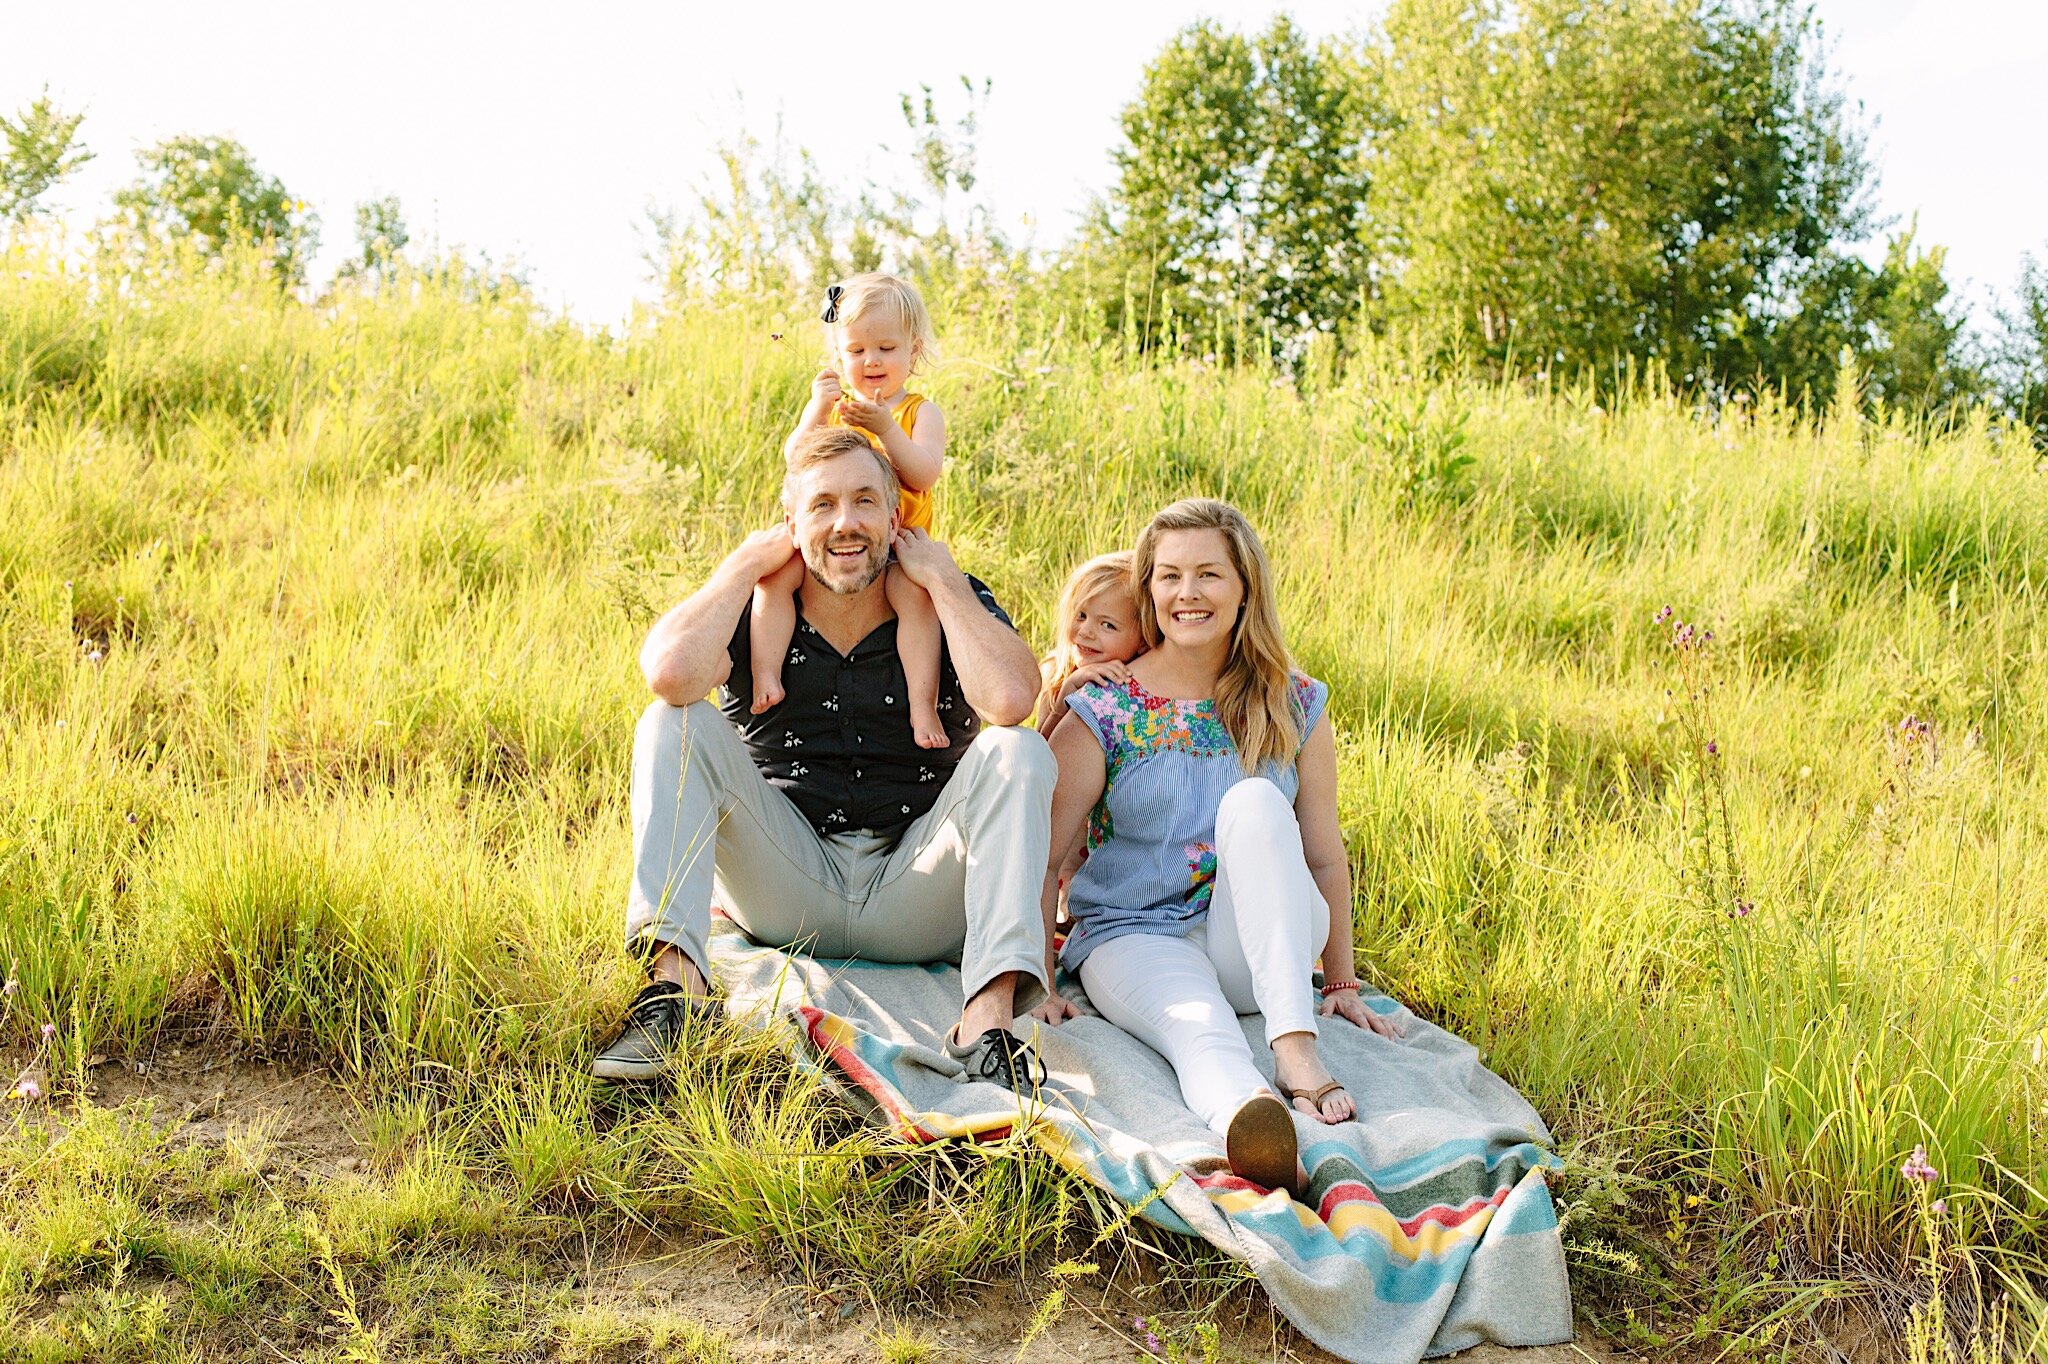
[1761,225,1976,410]
[1081,17,1371,353]
[113,135,317,283]
[0,88,92,224]
[1992,248,2048,444]
[1368,0,1877,388]
[337,195,409,285]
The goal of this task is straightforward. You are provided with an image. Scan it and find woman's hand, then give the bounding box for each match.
[1322,988,1406,1039]
[1058,660,1134,702]
[1031,990,1080,1025]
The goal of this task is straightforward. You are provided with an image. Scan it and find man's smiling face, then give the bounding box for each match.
[786,447,898,595]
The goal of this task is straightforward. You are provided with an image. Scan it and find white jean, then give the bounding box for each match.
[1077,777,1324,1137]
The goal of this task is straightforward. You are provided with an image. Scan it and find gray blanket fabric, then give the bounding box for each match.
[708,927,1573,1364]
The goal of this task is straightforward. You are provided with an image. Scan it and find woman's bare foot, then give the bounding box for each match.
[752,674,785,714]
[1272,1033,1355,1124]
[911,705,948,748]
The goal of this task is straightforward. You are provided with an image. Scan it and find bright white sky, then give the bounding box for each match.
[5,1,2043,328]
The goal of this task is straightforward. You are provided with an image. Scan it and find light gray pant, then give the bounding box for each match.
[626,700,1053,1010]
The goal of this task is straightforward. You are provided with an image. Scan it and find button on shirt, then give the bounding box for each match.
[718,577,1012,841]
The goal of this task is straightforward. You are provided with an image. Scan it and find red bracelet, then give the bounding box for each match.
[1319,980,1360,998]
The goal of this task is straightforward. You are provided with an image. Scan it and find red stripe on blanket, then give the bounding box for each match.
[1317,1182,1512,1233]
[796,1005,1016,1145]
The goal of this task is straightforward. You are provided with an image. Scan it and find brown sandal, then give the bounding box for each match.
[1283,1080,1353,1121]
[1225,1093,1301,1197]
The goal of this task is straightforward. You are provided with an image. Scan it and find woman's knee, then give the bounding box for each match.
[1216,776,1295,844]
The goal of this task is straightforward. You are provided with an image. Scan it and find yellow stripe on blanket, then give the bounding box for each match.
[1323,1200,1499,1261]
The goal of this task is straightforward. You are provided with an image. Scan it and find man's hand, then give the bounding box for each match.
[811,369,843,406]
[890,527,962,591]
[732,524,798,582]
[1030,990,1080,1025]
[836,390,890,434]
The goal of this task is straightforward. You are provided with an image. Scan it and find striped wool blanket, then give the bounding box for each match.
[708,927,1573,1363]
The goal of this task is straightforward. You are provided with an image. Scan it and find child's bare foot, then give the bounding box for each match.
[752,676,785,714]
[912,706,948,748]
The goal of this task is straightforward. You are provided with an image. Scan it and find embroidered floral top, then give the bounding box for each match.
[1059,672,1329,969]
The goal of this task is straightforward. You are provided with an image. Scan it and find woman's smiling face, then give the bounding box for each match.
[1147,528,1243,651]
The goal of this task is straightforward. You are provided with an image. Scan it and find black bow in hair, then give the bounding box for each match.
[821,285,844,324]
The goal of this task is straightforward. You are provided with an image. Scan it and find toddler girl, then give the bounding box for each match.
[753,273,950,747]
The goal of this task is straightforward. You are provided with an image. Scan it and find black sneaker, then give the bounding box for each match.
[949,1026,1049,1096]
[593,981,718,1082]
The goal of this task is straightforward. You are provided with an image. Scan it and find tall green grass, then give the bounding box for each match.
[4,239,2046,1350]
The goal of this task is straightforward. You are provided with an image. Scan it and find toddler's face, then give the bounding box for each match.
[834,313,914,401]
[1071,590,1143,665]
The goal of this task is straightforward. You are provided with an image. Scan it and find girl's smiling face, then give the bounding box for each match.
[1071,590,1142,665]
[834,312,916,402]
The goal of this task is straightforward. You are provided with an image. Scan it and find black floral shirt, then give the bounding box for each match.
[718,577,1012,840]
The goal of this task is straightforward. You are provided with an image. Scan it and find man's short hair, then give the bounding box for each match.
[782,427,901,511]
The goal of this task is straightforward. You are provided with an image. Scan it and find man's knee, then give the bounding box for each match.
[964,723,1056,791]
[1217,776,1293,842]
[635,697,725,759]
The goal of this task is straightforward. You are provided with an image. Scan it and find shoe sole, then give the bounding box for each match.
[1226,1094,1300,1197]
[591,1055,670,1082]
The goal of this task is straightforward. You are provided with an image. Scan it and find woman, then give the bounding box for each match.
[1031,499,1403,1195]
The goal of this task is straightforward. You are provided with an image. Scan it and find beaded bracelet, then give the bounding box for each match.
[1318,980,1361,998]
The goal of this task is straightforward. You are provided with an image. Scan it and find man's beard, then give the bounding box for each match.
[803,534,888,595]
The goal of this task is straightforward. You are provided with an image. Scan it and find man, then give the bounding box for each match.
[595,425,1056,1090]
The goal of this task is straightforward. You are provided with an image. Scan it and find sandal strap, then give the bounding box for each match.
[1283,1080,1348,1105]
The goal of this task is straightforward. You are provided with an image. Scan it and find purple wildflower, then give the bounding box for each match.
[1654,605,1673,625]
[1732,899,1754,919]
[1704,739,1718,756]
[12,1080,38,1101]
[1931,1199,1947,1216]
[1901,1145,1938,1184]
[40,1023,56,1040]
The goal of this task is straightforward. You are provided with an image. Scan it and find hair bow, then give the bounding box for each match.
[821,285,844,324]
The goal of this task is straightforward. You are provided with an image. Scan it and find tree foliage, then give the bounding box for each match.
[1993,249,2048,444]
[0,89,92,225]
[113,135,317,283]
[1081,1,1980,410]
[336,195,409,287]
[1076,18,1371,353]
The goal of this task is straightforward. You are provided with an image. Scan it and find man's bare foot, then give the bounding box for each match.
[911,706,948,748]
[751,675,785,714]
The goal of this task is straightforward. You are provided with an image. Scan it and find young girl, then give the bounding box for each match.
[1035,552,1145,736]
[1035,552,1147,929]
[753,274,950,747]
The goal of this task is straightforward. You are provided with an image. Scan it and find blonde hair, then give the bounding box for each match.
[1133,499,1301,774]
[782,425,899,510]
[1035,552,1138,726]
[828,272,937,370]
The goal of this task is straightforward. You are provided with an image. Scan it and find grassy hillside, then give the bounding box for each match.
[4,244,2046,1359]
